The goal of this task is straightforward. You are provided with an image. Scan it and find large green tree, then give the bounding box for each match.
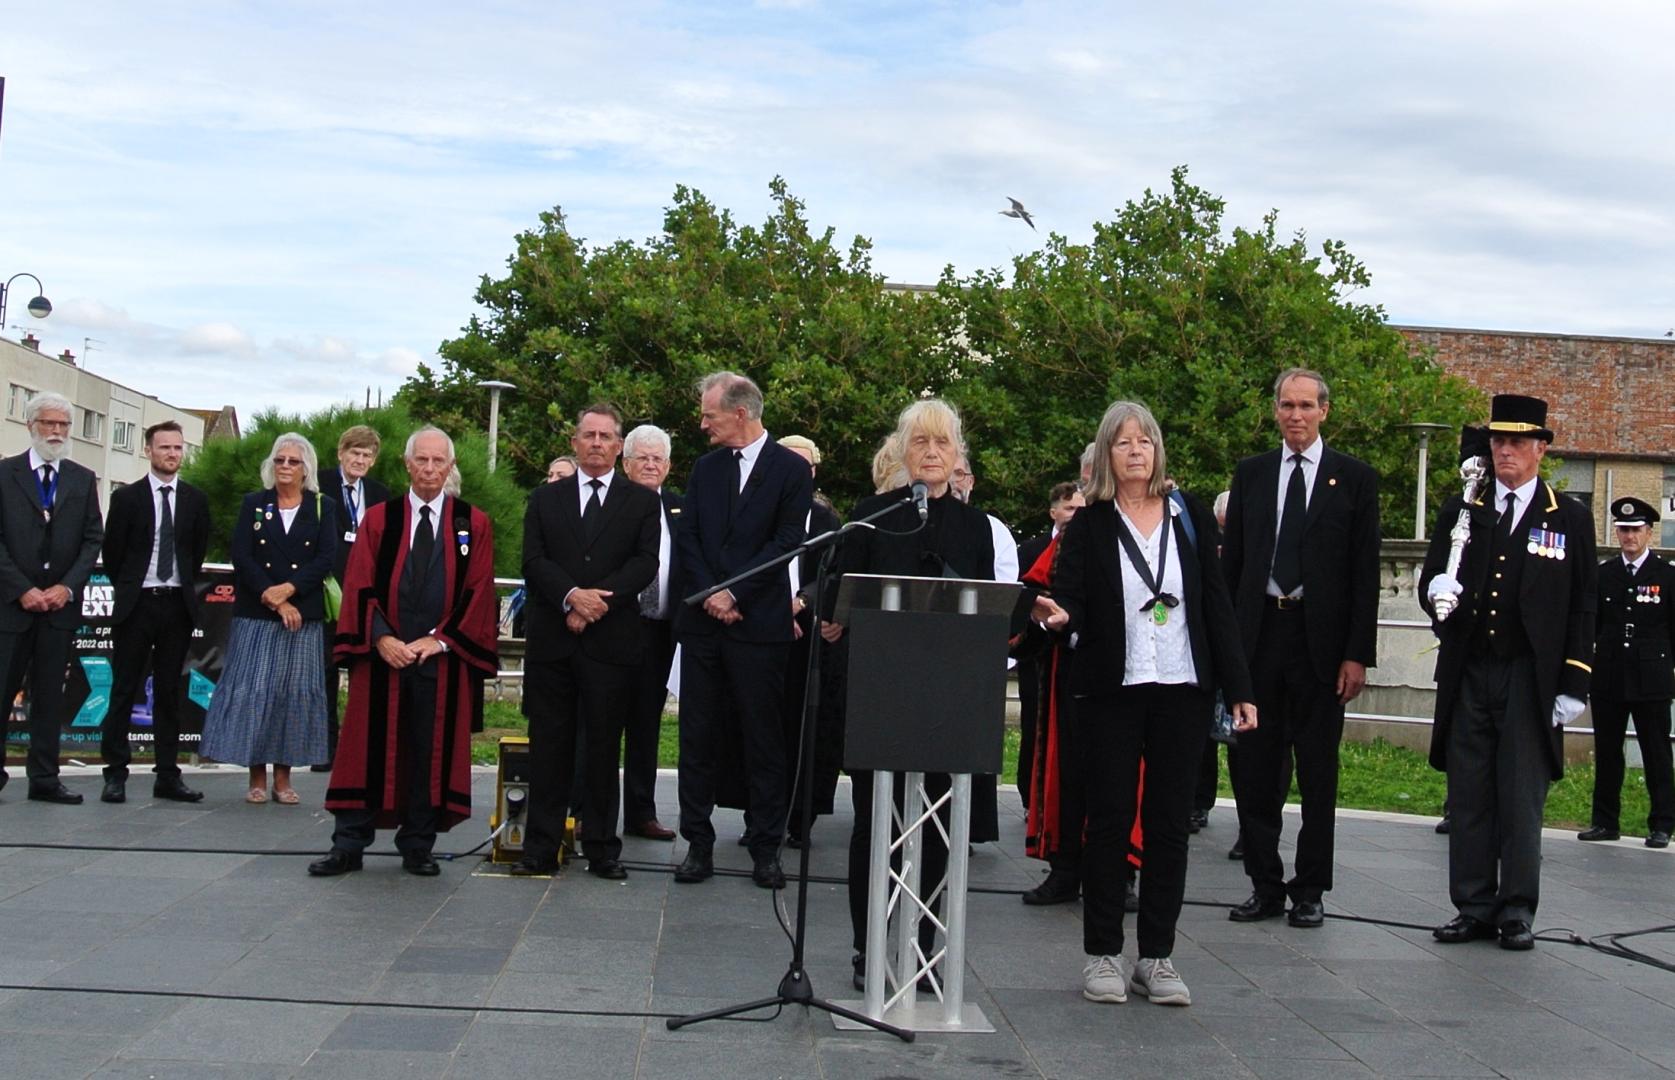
[942,167,1483,534]
[404,178,959,514]
[183,403,525,576]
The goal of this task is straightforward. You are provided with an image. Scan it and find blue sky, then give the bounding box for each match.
[2,1,1671,423]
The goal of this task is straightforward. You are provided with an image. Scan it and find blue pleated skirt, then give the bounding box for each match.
[199,617,329,767]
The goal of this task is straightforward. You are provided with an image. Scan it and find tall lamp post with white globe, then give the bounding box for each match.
[478,380,516,474]
[0,272,53,329]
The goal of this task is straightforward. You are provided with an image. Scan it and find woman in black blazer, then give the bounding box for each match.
[200,433,338,804]
[1037,400,1256,1009]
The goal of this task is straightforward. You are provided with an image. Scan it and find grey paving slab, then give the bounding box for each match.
[89,1062,292,1080]
[3,770,1674,1080]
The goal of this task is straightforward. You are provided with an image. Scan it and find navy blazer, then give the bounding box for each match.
[1053,493,1253,704]
[0,454,104,631]
[319,466,392,582]
[673,438,813,643]
[230,489,339,622]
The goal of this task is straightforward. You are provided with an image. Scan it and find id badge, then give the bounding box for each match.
[343,530,358,544]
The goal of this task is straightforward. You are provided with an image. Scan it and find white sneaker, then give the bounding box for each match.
[1082,954,1128,1003]
[1131,956,1191,1006]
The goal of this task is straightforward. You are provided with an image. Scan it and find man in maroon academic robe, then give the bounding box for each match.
[309,426,499,877]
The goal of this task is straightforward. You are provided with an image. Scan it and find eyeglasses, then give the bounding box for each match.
[32,419,71,431]
[628,454,668,465]
[272,457,305,467]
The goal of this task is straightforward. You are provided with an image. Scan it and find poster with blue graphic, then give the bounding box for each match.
[5,568,237,761]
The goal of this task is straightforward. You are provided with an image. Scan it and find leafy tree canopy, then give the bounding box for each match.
[403,170,1481,538]
[182,402,525,576]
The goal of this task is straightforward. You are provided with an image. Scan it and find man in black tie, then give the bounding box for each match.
[1422,396,1596,950]
[316,425,390,769]
[672,371,812,889]
[0,392,105,803]
[1578,496,1674,848]
[621,423,681,840]
[1222,368,1380,928]
[98,421,212,803]
[514,404,662,878]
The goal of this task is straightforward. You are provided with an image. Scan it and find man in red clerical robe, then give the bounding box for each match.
[309,427,499,877]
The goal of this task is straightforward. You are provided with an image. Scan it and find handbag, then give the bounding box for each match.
[316,492,343,622]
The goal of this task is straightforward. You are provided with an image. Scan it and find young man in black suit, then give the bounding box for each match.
[1579,496,1674,849]
[672,371,813,889]
[514,404,662,879]
[1222,368,1380,928]
[1422,395,1596,950]
[98,421,212,803]
[0,393,104,803]
[315,425,391,770]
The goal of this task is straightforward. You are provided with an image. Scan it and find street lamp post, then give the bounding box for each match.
[478,380,516,474]
[1398,422,1453,540]
[0,272,53,328]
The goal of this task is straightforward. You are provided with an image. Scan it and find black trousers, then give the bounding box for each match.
[676,633,788,858]
[523,651,634,863]
[1049,686,1086,874]
[332,673,440,857]
[1081,683,1210,959]
[1194,736,1220,813]
[101,590,193,780]
[847,768,952,957]
[1,617,73,782]
[1589,695,1675,834]
[624,616,676,826]
[1447,652,1549,924]
[1234,605,1345,904]
[1016,654,1041,813]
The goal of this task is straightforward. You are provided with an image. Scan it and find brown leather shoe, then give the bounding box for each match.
[627,818,676,840]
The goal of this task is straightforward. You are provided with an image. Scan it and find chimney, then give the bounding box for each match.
[59,349,76,366]
[21,332,40,351]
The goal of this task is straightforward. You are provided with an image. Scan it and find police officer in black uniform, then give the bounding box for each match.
[1579,496,1674,849]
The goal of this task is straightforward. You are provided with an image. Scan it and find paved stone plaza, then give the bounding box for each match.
[1,767,1672,1079]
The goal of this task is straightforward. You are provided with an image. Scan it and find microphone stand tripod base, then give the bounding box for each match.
[831,998,995,1034]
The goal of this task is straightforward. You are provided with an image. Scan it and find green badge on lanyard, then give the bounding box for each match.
[1151,601,1170,626]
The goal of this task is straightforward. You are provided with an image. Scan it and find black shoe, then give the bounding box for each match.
[852,952,866,993]
[588,858,628,880]
[1498,919,1535,951]
[0,771,8,795]
[1021,868,1081,905]
[1124,876,1140,913]
[101,780,126,804]
[1432,913,1497,944]
[736,833,751,847]
[1228,893,1285,922]
[1577,825,1619,842]
[1646,831,1671,849]
[402,852,441,876]
[1434,813,1451,835]
[1227,837,1244,860]
[1288,899,1325,928]
[309,763,333,773]
[1188,809,1209,834]
[153,777,204,803]
[674,845,714,884]
[27,782,83,805]
[308,850,363,877]
[752,854,786,890]
[786,833,805,850]
[510,854,560,877]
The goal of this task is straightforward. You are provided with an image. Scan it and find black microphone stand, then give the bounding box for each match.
[666,496,919,1042]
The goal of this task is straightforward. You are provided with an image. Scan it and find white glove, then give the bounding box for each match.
[1425,574,1462,603]
[1551,694,1586,728]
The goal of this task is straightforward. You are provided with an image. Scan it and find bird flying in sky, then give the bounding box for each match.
[1000,197,1035,230]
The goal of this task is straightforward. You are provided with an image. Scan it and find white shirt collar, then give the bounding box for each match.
[1494,475,1540,512]
[148,472,178,493]
[27,448,54,473]
[578,468,615,493]
[1280,436,1324,467]
[408,488,446,522]
[1625,550,1650,572]
[737,429,770,465]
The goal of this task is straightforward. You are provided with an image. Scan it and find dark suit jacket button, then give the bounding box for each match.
[584,556,592,562]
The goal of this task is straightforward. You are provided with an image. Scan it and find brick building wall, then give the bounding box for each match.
[1396,326,1675,546]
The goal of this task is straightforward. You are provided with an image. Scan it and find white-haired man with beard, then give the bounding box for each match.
[0,392,105,802]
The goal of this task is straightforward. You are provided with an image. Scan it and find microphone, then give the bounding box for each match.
[910,480,929,522]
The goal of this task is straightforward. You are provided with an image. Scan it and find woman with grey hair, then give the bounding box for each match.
[200,432,338,804]
[1035,401,1256,1008]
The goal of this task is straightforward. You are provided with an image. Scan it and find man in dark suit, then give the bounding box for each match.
[1579,496,1674,849]
[1015,480,1083,822]
[513,404,661,879]
[316,425,391,770]
[98,421,211,803]
[1422,396,1596,950]
[1222,367,1380,928]
[0,392,105,803]
[620,423,681,841]
[672,371,813,888]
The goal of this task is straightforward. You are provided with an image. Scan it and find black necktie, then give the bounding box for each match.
[156,486,175,581]
[1272,453,1306,595]
[413,505,435,570]
[727,450,743,517]
[39,464,55,508]
[1627,559,1638,580]
[1497,493,1517,544]
[582,478,604,542]
[344,485,359,527]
